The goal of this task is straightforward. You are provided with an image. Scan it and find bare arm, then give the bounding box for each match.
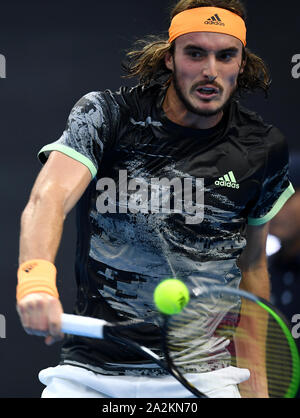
[238,223,270,299]
[17,151,92,344]
[236,223,270,398]
[19,151,92,263]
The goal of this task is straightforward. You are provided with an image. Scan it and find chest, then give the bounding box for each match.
[100,125,266,215]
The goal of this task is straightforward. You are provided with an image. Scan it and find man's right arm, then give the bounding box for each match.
[17,150,92,345]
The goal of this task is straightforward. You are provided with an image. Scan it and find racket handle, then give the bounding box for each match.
[61,314,107,339]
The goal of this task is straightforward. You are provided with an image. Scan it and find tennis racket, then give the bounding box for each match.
[60,284,300,398]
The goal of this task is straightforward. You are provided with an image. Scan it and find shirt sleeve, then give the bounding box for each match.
[247,127,295,226]
[38,91,117,178]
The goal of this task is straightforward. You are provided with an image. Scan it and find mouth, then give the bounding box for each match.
[195,85,220,100]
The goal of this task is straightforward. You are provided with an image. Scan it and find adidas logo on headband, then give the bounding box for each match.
[205,14,225,26]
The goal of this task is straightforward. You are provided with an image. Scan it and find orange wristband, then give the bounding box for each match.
[17,259,59,302]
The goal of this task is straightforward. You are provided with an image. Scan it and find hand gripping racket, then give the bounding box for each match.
[60,285,300,398]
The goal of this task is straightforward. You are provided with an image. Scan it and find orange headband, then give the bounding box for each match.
[169,7,247,47]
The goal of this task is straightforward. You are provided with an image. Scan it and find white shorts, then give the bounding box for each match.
[39,364,250,398]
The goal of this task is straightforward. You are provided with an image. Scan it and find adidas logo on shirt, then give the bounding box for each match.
[205,14,225,26]
[215,171,240,189]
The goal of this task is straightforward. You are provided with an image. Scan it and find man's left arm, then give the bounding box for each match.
[238,223,270,299]
[236,222,270,398]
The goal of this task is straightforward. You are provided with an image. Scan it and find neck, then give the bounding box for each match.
[162,82,223,130]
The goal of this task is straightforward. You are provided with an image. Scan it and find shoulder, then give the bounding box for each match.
[111,83,164,115]
[72,83,163,119]
[231,100,287,151]
[231,100,270,134]
[73,90,118,114]
[66,91,124,133]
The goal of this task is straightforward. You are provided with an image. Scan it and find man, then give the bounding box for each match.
[17,0,294,398]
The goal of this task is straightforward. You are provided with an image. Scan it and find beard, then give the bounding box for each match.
[172,64,238,118]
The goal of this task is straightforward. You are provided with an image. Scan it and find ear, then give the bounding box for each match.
[239,58,246,75]
[165,50,174,72]
[239,48,247,75]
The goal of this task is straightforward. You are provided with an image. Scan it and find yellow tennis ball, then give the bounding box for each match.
[154,279,190,315]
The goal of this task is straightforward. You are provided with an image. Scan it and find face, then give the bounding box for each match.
[165,32,246,117]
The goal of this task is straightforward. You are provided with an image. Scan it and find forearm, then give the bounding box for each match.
[236,266,270,397]
[17,152,92,345]
[239,265,270,300]
[19,196,65,265]
[17,195,66,345]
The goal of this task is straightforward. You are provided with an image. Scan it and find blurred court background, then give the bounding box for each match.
[0,0,299,397]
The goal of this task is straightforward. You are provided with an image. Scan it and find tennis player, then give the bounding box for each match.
[17,0,294,398]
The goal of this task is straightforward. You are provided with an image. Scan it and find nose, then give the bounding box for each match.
[201,55,218,81]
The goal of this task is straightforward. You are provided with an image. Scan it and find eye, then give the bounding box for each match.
[188,51,205,59]
[218,52,235,61]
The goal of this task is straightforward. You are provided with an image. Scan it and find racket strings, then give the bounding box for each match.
[228,300,296,398]
[164,292,297,397]
[165,295,238,373]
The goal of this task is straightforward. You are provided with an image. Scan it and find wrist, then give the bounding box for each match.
[17,259,59,302]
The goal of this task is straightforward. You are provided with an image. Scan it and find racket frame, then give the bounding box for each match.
[60,285,300,399]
